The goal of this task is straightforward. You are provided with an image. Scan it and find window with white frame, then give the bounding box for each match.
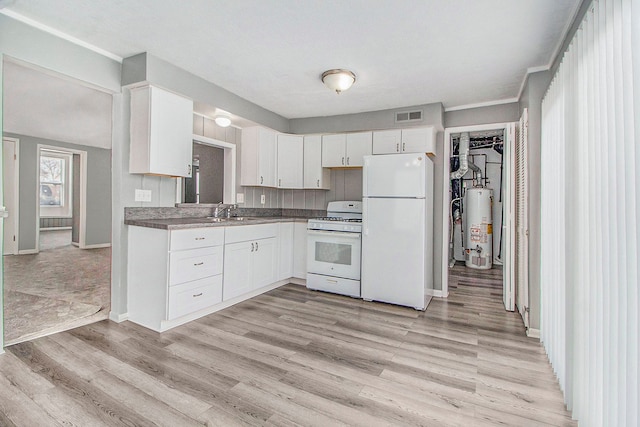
[39,150,73,218]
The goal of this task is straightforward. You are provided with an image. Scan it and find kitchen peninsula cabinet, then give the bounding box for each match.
[223,223,277,300]
[322,131,372,167]
[127,226,224,332]
[129,85,194,177]
[241,126,278,187]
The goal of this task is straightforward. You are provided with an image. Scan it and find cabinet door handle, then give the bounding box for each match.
[279,178,282,187]
[341,157,345,165]
[188,164,192,175]
[396,143,399,152]
[251,242,254,252]
[192,293,203,297]
[194,237,205,241]
[255,241,259,251]
[193,262,204,266]
[317,179,320,188]
[346,157,350,165]
[403,143,406,151]
[260,176,264,184]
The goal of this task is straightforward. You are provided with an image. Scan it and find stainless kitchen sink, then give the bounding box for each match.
[206,217,227,222]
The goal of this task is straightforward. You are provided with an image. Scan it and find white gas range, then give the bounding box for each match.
[306,201,362,298]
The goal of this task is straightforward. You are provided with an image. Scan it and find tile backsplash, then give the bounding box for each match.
[193,114,363,211]
[241,169,363,210]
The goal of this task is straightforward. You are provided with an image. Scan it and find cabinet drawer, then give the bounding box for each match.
[169,246,223,286]
[224,223,278,244]
[167,275,222,320]
[170,227,225,251]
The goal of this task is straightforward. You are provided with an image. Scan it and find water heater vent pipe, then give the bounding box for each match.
[451,132,483,185]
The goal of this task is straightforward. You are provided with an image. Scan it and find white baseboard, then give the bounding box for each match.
[82,243,111,249]
[18,249,38,255]
[109,311,128,323]
[426,288,448,298]
[157,280,287,332]
[289,278,306,286]
[527,328,541,339]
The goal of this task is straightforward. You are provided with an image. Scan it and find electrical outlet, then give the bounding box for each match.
[135,189,152,202]
[236,193,244,203]
[260,194,266,205]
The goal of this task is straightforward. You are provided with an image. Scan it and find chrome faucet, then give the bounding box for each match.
[213,202,224,218]
[226,204,238,218]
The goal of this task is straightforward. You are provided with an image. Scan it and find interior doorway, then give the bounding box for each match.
[2,59,113,346]
[36,145,87,251]
[442,122,517,312]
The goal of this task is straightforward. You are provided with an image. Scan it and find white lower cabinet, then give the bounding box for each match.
[223,223,278,301]
[127,226,225,332]
[128,221,299,333]
[278,222,294,281]
[222,241,254,300]
[293,222,307,279]
[168,276,222,320]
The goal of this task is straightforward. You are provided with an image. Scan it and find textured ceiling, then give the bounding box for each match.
[4,0,580,119]
[3,61,113,149]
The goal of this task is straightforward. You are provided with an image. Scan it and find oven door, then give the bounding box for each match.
[307,230,361,280]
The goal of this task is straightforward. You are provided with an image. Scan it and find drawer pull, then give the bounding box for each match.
[193,292,203,297]
[194,237,205,241]
[193,262,204,266]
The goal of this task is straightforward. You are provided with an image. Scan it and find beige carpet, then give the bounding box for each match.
[4,290,101,343]
[4,230,111,345]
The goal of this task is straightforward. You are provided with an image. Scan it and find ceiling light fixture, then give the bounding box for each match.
[214,114,232,128]
[321,69,356,94]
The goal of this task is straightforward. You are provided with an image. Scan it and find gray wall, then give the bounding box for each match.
[4,133,112,251]
[291,103,446,291]
[0,16,121,93]
[290,103,444,135]
[444,102,520,128]
[123,53,289,133]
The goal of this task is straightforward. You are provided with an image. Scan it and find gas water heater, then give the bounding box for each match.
[464,187,493,269]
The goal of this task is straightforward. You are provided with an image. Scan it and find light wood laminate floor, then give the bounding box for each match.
[0,266,574,426]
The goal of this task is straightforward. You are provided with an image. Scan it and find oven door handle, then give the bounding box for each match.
[307,229,361,239]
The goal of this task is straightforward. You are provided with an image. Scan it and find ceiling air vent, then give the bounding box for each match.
[395,110,423,123]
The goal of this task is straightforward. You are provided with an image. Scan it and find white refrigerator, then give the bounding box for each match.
[361,153,434,310]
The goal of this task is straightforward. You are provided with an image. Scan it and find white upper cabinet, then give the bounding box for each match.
[129,85,194,177]
[321,133,347,167]
[345,132,373,167]
[402,126,436,154]
[303,135,330,189]
[372,126,436,155]
[322,132,372,168]
[372,129,401,154]
[277,134,303,189]
[241,126,277,187]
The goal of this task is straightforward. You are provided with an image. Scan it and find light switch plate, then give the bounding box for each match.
[135,189,152,202]
[236,193,245,203]
[260,194,266,205]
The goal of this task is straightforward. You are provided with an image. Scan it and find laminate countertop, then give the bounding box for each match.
[124,216,310,230]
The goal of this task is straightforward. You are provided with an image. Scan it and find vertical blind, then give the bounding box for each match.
[540,0,639,425]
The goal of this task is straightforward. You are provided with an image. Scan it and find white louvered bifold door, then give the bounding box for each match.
[540,0,639,425]
[515,109,530,329]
